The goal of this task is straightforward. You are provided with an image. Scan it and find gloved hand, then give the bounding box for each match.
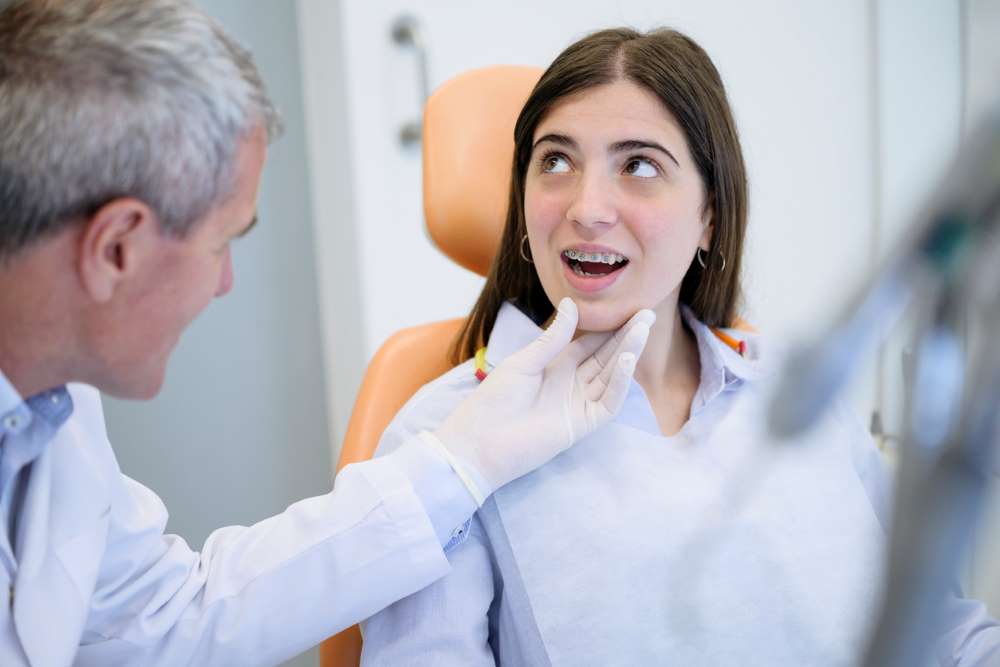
[422,298,653,504]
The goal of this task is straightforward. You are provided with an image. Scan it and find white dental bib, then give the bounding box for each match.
[481,302,887,665]
[490,380,886,666]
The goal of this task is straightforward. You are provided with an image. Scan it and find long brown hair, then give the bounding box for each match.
[453,27,748,363]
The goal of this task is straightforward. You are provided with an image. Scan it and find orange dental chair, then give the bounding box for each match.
[318,64,544,667]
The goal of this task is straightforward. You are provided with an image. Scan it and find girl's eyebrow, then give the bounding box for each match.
[532,133,576,151]
[532,134,680,167]
[610,139,680,167]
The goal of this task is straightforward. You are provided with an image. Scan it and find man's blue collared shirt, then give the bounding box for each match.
[0,370,73,563]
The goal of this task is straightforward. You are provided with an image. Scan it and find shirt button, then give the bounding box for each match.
[2,415,22,431]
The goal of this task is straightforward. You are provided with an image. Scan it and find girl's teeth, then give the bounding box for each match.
[564,249,626,264]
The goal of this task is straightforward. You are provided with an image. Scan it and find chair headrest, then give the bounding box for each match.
[422,65,544,277]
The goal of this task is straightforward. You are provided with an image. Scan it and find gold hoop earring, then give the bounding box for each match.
[696,247,726,272]
[520,234,533,264]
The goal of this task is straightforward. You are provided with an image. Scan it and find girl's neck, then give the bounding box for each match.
[618,297,701,436]
[633,298,700,396]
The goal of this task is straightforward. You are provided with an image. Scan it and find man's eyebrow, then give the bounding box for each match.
[235,213,258,238]
[610,139,680,167]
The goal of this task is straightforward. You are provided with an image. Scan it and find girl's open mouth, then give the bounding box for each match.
[561,248,630,277]
[560,248,630,293]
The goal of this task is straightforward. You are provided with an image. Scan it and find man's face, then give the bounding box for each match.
[95,128,267,399]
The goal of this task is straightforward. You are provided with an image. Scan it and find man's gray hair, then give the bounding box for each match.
[0,0,282,260]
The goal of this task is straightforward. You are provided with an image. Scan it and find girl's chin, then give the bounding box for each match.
[575,308,632,334]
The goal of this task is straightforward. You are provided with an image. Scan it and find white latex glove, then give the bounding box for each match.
[421,298,654,504]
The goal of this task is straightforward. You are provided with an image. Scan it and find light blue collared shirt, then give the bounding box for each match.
[0,370,72,568]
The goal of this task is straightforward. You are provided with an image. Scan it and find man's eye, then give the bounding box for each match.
[624,157,659,178]
[541,153,571,174]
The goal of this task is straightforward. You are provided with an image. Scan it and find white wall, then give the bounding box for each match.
[965,0,1000,126]
[297,1,368,464]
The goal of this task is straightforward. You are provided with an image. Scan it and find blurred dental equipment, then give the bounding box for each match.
[769,98,1000,667]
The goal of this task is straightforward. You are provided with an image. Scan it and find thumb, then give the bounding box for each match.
[511,297,578,373]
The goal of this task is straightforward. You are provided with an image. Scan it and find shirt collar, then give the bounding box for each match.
[681,305,768,382]
[25,387,74,430]
[0,368,23,418]
[680,305,771,414]
[485,302,544,369]
[1,367,74,438]
[484,301,769,402]
[1,367,32,437]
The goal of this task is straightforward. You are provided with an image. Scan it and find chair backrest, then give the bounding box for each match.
[332,317,465,473]
[319,65,543,667]
[423,65,544,276]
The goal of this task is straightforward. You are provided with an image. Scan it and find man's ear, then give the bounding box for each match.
[78,198,159,303]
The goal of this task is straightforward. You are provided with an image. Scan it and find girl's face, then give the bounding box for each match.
[524,79,713,332]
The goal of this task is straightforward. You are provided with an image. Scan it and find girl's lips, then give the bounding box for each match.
[561,253,627,293]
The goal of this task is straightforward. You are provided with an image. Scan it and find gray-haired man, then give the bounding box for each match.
[0,1,651,664]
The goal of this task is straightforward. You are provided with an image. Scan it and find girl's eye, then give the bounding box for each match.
[541,153,571,174]
[624,157,659,178]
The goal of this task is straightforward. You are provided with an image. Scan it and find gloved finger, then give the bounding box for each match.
[594,352,639,421]
[565,330,613,367]
[579,309,655,384]
[582,320,650,402]
[595,319,651,388]
[509,297,578,374]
